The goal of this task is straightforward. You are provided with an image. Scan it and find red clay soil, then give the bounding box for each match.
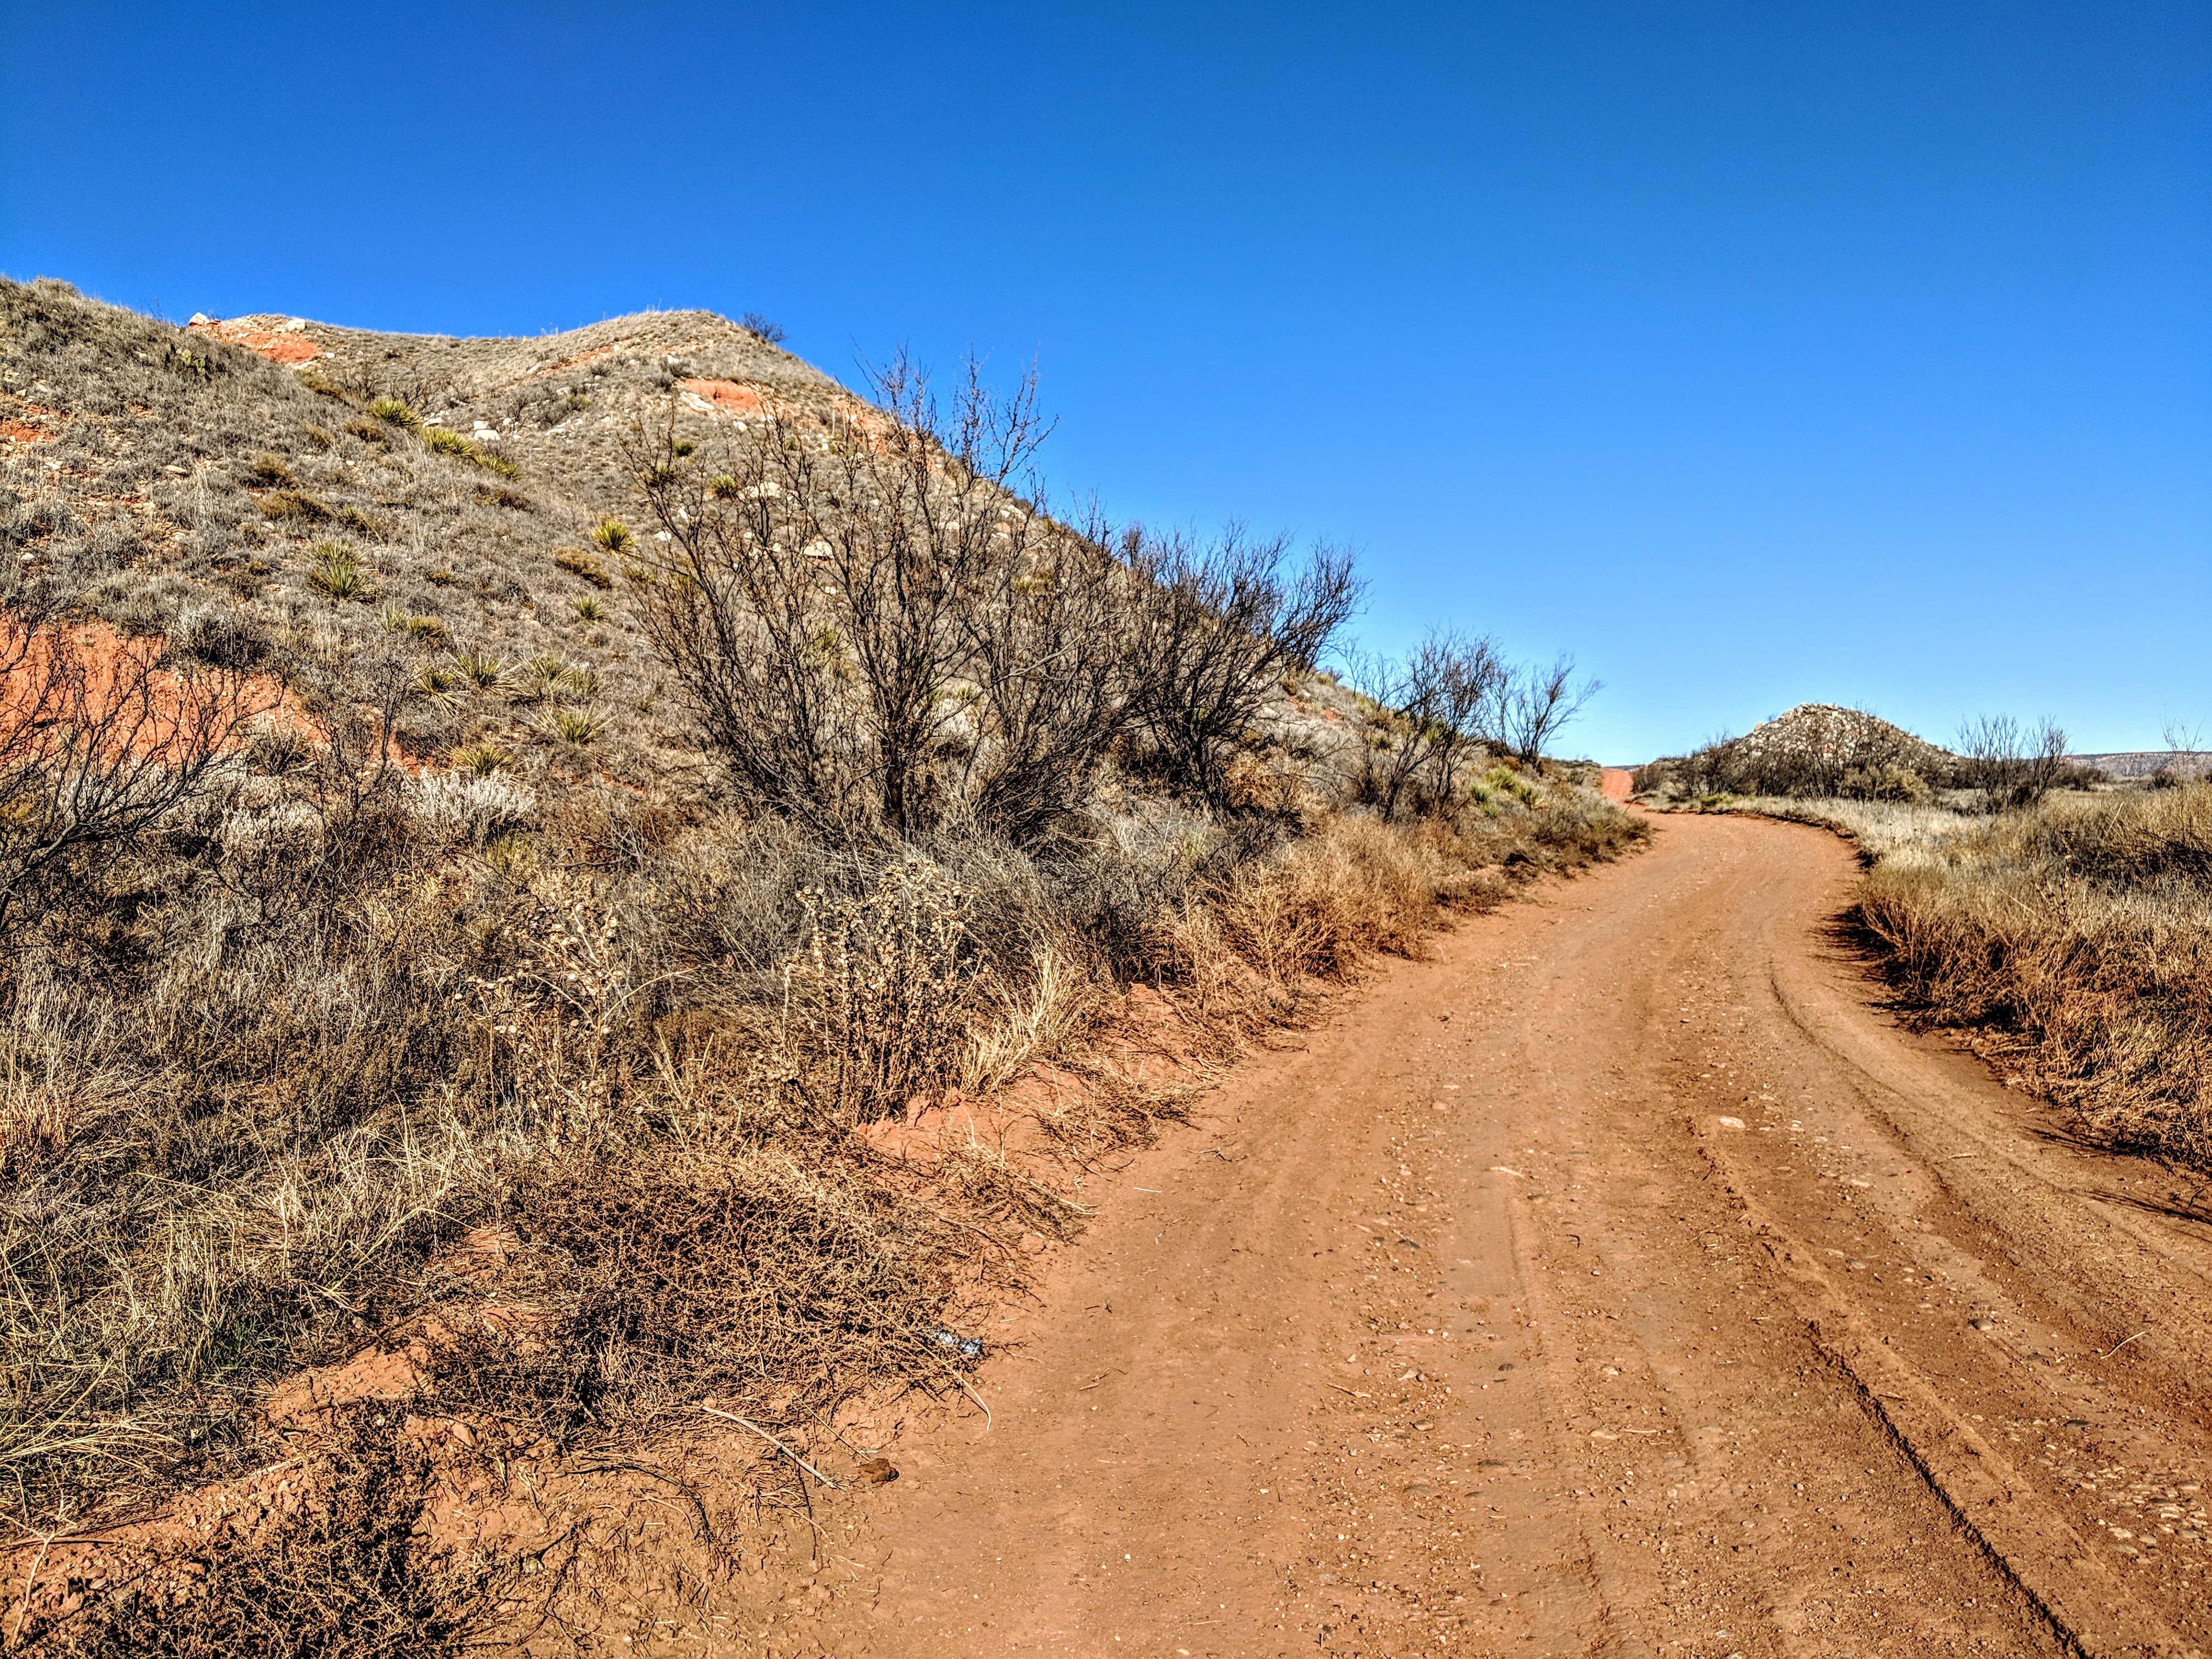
[679,377,770,416]
[1600,766,1634,803]
[185,317,321,364]
[681,813,2211,1657]
[1,616,298,755]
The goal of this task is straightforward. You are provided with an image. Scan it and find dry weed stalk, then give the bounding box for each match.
[783,858,978,1122]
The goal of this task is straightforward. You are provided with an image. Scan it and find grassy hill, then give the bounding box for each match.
[5,280,867,788]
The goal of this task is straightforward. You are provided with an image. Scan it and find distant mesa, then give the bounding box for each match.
[2069,751,2212,780]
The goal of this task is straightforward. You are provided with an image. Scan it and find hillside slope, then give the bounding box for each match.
[4,277,1379,794]
[3,280,884,789]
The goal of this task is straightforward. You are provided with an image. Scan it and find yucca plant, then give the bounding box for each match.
[571,596,604,623]
[368,397,417,428]
[453,650,505,690]
[307,541,370,601]
[590,518,634,556]
[515,654,566,703]
[548,707,604,744]
[455,742,510,775]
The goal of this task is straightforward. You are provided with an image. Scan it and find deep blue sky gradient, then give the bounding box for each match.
[5,2,2207,760]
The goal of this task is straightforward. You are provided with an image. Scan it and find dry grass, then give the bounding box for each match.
[1691,787,2212,1175]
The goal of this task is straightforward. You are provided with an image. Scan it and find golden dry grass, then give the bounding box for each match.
[1697,786,2212,1175]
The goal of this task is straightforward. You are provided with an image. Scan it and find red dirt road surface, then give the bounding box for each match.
[740,815,2212,1657]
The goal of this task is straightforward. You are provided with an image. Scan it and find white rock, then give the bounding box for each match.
[188,312,214,326]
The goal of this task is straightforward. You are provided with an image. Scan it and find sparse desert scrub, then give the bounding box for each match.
[0,727,1634,1538]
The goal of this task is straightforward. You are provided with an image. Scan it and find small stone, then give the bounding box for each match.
[858,1457,898,1485]
[1970,1317,1997,1331]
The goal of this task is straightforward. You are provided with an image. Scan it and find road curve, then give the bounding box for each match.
[781,813,2212,1658]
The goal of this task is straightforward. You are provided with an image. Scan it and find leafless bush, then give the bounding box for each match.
[1123,527,1361,811]
[632,360,1358,837]
[0,611,262,934]
[1497,654,1599,767]
[1352,630,1505,819]
[1957,713,2069,811]
[635,357,1093,839]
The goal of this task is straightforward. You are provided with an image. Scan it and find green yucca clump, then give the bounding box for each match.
[572,596,604,622]
[455,743,510,775]
[369,397,418,428]
[307,541,370,601]
[421,424,521,479]
[590,518,634,556]
[550,708,603,744]
[454,650,505,689]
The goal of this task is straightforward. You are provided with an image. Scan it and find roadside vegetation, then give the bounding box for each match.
[1,279,1641,1650]
[1639,713,2212,1180]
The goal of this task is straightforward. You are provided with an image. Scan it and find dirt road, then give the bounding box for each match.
[771,812,2212,1657]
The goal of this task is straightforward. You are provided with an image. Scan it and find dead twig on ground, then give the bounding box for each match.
[697,1407,838,1489]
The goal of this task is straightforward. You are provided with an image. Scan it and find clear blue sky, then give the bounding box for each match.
[5,2,2207,760]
